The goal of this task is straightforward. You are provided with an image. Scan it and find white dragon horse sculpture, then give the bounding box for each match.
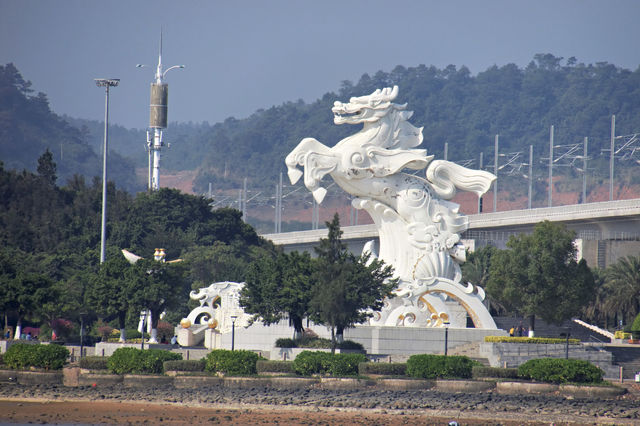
[285,86,498,329]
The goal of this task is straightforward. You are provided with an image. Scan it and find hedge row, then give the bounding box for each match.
[292,351,367,376]
[358,362,406,376]
[406,354,478,379]
[79,356,109,370]
[275,337,364,350]
[163,359,206,373]
[205,350,260,375]
[256,360,296,374]
[107,348,182,374]
[3,343,69,370]
[472,366,519,379]
[485,336,580,344]
[518,358,603,384]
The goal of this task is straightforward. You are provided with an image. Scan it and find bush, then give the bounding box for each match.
[358,362,407,377]
[79,356,109,370]
[275,338,296,348]
[337,340,364,350]
[163,359,205,373]
[472,366,519,379]
[484,336,581,344]
[274,337,364,350]
[292,351,333,376]
[631,313,640,339]
[3,343,69,370]
[256,360,295,374]
[518,358,603,384]
[107,348,181,374]
[329,353,367,376]
[406,354,478,379]
[205,350,259,375]
[292,351,366,376]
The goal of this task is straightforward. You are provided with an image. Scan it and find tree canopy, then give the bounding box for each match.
[486,221,595,328]
[310,214,398,349]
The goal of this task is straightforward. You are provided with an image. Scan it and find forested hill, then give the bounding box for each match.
[3,55,640,197]
[191,54,640,194]
[0,64,139,192]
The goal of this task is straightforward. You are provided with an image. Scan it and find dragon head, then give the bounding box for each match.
[332,86,400,125]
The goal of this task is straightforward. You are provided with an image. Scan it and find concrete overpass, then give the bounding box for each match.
[263,198,640,269]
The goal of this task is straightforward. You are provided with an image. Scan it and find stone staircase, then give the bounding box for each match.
[604,346,640,380]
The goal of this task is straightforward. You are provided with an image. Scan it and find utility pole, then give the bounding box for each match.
[548,125,554,208]
[528,145,533,209]
[478,152,483,213]
[444,142,448,161]
[582,137,588,204]
[493,135,498,212]
[242,178,247,222]
[610,115,615,201]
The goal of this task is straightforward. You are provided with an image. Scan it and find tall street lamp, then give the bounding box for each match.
[94,78,119,264]
[230,315,238,351]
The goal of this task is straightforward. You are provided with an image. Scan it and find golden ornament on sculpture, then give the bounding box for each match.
[208,319,218,329]
[180,318,191,329]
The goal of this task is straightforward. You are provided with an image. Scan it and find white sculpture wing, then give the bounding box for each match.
[122,249,143,264]
[426,160,496,200]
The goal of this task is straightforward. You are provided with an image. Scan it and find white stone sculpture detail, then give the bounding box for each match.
[285,86,498,329]
[186,281,250,333]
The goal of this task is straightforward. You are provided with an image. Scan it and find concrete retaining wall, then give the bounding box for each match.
[479,342,619,378]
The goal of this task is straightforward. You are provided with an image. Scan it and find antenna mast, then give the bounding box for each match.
[142,30,184,191]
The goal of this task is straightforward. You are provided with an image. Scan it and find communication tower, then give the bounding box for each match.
[138,33,184,191]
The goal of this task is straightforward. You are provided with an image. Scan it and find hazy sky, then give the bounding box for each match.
[1,0,639,129]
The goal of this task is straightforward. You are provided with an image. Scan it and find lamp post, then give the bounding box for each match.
[561,330,571,359]
[230,315,238,351]
[94,78,119,264]
[443,316,450,356]
[79,312,87,358]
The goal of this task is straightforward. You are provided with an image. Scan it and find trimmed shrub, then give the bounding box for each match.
[256,360,295,375]
[79,356,109,370]
[329,353,367,376]
[472,366,519,379]
[0,353,3,365]
[3,343,69,370]
[358,362,407,377]
[275,338,296,348]
[292,351,366,377]
[163,359,205,373]
[485,336,580,344]
[631,313,640,339]
[406,354,478,379]
[275,337,364,350]
[518,358,604,384]
[337,340,364,351]
[107,348,181,375]
[205,350,259,375]
[292,351,333,376]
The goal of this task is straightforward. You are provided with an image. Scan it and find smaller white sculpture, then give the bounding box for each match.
[185,281,250,334]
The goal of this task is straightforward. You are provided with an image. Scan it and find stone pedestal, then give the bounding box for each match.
[204,329,221,349]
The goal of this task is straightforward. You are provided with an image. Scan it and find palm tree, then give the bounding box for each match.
[582,267,612,329]
[604,256,640,327]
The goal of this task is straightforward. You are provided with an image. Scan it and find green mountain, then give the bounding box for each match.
[0,64,140,192]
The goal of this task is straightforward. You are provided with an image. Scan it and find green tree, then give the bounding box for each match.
[603,255,640,327]
[310,214,397,351]
[240,250,316,338]
[85,250,135,341]
[127,258,190,343]
[486,221,595,333]
[36,148,57,185]
[461,245,505,315]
